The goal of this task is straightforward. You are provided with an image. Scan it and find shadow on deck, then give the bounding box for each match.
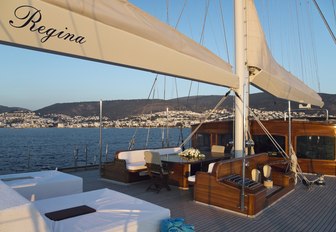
[68,169,336,232]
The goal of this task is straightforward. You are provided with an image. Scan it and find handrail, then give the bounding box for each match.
[284,108,329,121]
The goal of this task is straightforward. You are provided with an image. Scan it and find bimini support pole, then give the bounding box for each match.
[288,101,292,156]
[99,100,103,177]
[240,84,247,212]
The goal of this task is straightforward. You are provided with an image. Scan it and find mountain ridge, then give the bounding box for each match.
[1,93,335,120]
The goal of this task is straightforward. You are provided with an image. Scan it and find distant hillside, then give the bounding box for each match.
[34,93,336,120]
[0,105,29,114]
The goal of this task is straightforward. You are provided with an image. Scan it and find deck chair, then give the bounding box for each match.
[251,169,261,182]
[211,145,225,153]
[188,162,216,184]
[144,151,171,193]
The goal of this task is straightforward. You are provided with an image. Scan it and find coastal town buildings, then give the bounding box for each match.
[0,109,332,129]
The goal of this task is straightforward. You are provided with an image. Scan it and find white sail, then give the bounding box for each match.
[0,0,238,88]
[246,0,324,107]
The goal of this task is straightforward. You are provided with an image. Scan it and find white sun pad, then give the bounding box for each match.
[0,180,50,232]
[33,188,170,232]
[0,170,83,201]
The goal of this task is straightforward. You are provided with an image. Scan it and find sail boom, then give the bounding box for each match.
[250,69,324,107]
[0,0,238,88]
[246,0,323,107]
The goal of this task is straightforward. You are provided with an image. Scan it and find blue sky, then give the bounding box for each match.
[0,0,335,110]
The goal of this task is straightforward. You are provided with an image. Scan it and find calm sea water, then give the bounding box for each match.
[0,127,191,174]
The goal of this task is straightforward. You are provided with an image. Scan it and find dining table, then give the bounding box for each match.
[161,151,231,189]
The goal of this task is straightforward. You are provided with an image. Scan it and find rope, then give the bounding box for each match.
[295,0,306,83]
[249,107,317,187]
[145,116,151,149]
[312,0,336,44]
[174,78,179,109]
[256,110,323,187]
[186,0,210,111]
[200,0,210,45]
[166,0,169,25]
[175,0,188,29]
[179,89,232,148]
[249,109,288,159]
[218,0,231,64]
[128,77,158,150]
[144,87,157,149]
[333,0,336,27]
[186,81,193,106]
[306,1,321,92]
[234,92,318,187]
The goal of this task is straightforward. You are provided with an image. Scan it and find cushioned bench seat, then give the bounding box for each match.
[101,147,182,183]
[120,147,183,171]
[118,149,149,172]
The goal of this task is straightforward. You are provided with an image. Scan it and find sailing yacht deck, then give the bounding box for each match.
[69,169,336,232]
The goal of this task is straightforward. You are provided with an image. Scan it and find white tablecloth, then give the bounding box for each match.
[0,170,83,200]
[33,188,171,232]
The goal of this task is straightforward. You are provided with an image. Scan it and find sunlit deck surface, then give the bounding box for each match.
[69,169,336,232]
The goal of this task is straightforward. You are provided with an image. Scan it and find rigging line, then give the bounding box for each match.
[219,0,231,64]
[266,0,272,52]
[333,0,336,27]
[179,89,232,148]
[300,1,310,86]
[254,113,310,186]
[279,2,284,67]
[303,1,315,88]
[174,78,179,110]
[145,86,157,148]
[295,0,306,83]
[239,97,312,186]
[186,0,209,111]
[306,0,321,92]
[166,0,169,25]
[234,92,288,158]
[200,0,210,45]
[175,0,188,29]
[187,81,193,105]
[128,76,158,150]
[250,109,288,159]
[210,17,222,57]
[185,0,211,111]
[196,82,200,112]
[312,0,336,44]
[169,0,188,110]
[287,1,295,72]
[164,76,166,100]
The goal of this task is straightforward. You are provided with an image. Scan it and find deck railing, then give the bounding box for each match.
[0,143,113,174]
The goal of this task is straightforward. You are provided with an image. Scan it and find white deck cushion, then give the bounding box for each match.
[118,147,181,171]
[188,162,216,183]
[126,162,147,171]
[118,150,149,163]
[0,180,29,210]
[0,170,83,201]
[0,180,50,232]
[33,188,170,232]
[154,147,182,155]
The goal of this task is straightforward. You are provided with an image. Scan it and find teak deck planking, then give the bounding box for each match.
[69,169,336,232]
